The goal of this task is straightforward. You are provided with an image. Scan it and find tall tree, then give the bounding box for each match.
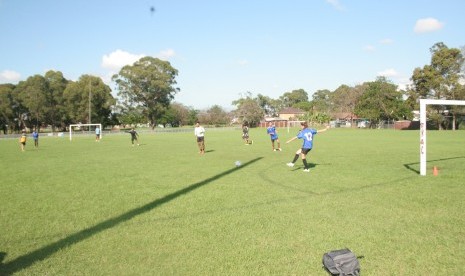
[255,93,277,117]
[205,105,230,126]
[63,75,115,127]
[310,89,332,114]
[355,77,409,124]
[112,57,180,128]
[331,84,364,124]
[410,42,465,129]
[233,97,264,126]
[44,70,68,131]
[0,84,16,133]
[280,89,308,107]
[15,75,49,130]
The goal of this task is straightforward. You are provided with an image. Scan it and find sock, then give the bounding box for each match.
[303,159,308,169]
[292,154,299,163]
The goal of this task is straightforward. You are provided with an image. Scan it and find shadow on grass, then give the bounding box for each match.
[403,156,465,174]
[0,157,263,275]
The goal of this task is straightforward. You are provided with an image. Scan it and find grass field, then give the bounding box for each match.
[1,127,464,275]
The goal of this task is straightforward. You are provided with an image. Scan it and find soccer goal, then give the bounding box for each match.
[287,120,305,133]
[69,123,102,141]
[419,99,465,176]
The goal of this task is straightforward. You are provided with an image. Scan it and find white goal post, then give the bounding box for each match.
[69,123,102,141]
[287,120,305,133]
[419,99,465,176]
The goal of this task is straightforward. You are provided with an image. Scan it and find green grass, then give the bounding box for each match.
[1,128,464,275]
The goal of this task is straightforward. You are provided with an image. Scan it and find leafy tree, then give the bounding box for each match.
[410,42,465,129]
[44,70,68,131]
[255,93,278,117]
[331,84,364,124]
[0,84,16,133]
[158,103,190,127]
[205,105,230,126]
[279,89,308,107]
[293,101,312,112]
[15,75,49,130]
[169,103,191,126]
[112,57,180,129]
[187,108,199,125]
[115,104,145,128]
[233,97,264,126]
[63,75,115,127]
[307,89,333,124]
[310,89,332,115]
[355,77,409,125]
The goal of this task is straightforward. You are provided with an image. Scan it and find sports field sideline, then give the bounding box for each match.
[1,127,464,275]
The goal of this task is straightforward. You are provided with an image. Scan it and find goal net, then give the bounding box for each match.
[419,99,465,175]
[69,123,102,141]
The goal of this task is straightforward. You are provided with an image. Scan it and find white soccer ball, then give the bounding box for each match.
[235,161,241,167]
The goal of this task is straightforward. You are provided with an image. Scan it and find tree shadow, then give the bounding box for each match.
[0,157,263,275]
[403,156,465,174]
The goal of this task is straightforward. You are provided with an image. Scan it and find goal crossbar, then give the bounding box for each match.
[419,99,465,175]
[69,123,102,141]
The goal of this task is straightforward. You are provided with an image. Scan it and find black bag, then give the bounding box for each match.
[322,248,360,276]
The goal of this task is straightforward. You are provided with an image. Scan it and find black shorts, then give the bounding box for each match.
[301,148,312,155]
[197,136,204,143]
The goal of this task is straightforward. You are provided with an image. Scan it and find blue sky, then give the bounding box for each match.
[1,0,464,110]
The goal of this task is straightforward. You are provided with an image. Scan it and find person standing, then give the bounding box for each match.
[194,121,205,154]
[126,128,140,146]
[266,122,281,151]
[19,130,27,152]
[242,123,253,145]
[286,122,329,172]
[95,126,101,142]
[32,129,39,148]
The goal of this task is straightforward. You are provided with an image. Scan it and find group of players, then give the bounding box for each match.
[194,120,330,172]
[20,121,329,173]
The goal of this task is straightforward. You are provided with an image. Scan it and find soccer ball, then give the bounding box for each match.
[235,161,241,167]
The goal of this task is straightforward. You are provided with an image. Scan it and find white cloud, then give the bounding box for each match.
[363,45,375,52]
[414,17,444,33]
[237,59,249,66]
[100,49,177,85]
[396,77,411,91]
[377,68,398,77]
[0,70,21,83]
[101,49,145,70]
[325,0,344,10]
[379,38,393,44]
[101,48,176,71]
[158,49,176,60]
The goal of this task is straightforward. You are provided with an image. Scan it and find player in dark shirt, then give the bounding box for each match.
[126,128,140,146]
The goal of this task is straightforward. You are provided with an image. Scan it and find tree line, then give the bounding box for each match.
[1,42,464,134]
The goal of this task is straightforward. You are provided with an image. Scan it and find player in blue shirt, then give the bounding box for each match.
[286,122,329,172]
[32,129,39,148]
[266,122,281,151]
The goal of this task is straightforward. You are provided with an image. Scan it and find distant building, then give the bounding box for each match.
[278,107,305,120]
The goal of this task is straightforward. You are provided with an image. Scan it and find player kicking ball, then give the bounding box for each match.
[286,122,329,172]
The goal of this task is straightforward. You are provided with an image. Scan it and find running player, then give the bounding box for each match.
[194,122,205,154]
